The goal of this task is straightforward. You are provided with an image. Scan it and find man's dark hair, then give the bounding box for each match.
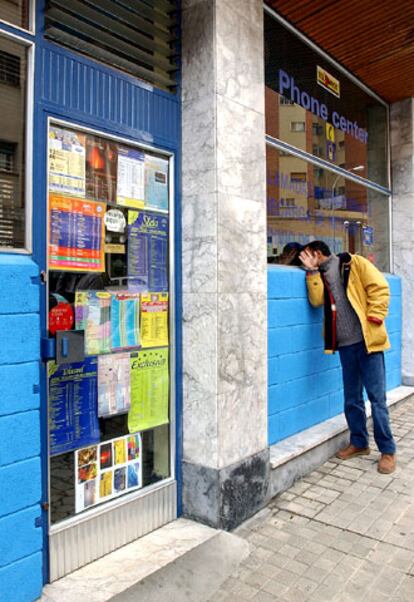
[305,240,331,257]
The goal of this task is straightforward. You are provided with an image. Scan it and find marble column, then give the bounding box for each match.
[181,0,268,529]
[391,98,414,384]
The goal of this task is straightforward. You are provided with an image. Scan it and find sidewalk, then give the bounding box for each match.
[214,396,414,602]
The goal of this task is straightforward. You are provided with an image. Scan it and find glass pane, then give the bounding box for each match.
[0,0,30,29]
[0,35,27,249]
[47,124,172,524]
[264,12,388,188]
[266,146,390,271]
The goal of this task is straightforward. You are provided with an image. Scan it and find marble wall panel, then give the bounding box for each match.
[218,383,268,468]
[221,0,263,26]
[391,98,414,381]
[182,0,215,104]
[182,292,218,467]
[216,1,264,113]
[182,95,217,183]
[181,0,268,475]
[182,192,218,241]
[218,193,267,294]
[216,94,266,203]
[182,236,217,294]
[217,291,267,397]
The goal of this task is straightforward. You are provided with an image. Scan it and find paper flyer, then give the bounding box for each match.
[48,194,106,272]
[144,155,169,211]
[48,357,100,456]
[128,348,169,432]
[48,126,86,196]
[127,210,169,292]
[117,147,145,209]
[97,353,131,417]
[75,291,111,355]
[140,292,169,348]
[86,136,117,203]
[75,433,142,513]
[111,292,140,350]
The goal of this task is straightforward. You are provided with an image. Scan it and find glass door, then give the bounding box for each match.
[46,120,174,528]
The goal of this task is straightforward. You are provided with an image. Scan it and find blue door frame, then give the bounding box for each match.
[31,2,183,584]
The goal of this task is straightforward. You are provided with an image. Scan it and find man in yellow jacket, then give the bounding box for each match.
[300,240,396,474]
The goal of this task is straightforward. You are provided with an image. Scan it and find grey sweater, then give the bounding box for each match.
[320,255,363,348]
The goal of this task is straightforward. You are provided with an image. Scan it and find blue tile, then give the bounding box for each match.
[0,552,42,602]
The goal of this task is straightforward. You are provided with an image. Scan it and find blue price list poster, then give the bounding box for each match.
[128,210,168,291]
[49,357,100,456]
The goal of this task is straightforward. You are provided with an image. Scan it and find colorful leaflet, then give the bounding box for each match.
[75,433,142,513]
[48,195,105,272]
[128,348,169,432]
[75,291,111,355]
[97,353,131,417]
[111,292,140,350]
[140,292,168,348]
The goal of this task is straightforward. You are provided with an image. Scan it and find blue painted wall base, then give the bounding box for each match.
[268,266,402,445]
[0,256,42,601]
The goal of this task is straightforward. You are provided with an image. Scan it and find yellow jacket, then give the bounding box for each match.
[306,254,390,353]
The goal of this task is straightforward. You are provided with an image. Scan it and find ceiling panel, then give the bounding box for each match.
[266,0,414,102]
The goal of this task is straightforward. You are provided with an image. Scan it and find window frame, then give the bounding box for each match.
[0,0,35,34]
[46,116,177,532]
[0,27,34,254]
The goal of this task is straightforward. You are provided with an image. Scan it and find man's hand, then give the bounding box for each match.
[299,248,319,270]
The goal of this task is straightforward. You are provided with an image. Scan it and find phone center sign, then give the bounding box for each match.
[278,69,368,144]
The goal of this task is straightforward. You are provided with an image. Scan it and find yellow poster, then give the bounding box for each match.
[317,66,340,98]
[140,293,169,348]
[114,438,127,464]
[49,126,86,196]
[128,349,169,433]
[100,472,112,498]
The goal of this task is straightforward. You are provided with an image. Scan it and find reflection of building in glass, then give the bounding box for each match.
[0,39,25,248]
[266,82,384,266]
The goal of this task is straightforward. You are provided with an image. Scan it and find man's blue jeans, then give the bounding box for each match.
[338,341,396,454]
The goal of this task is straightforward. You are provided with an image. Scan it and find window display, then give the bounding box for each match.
[0,36,28,249]
[264,12,389,188]
[267,146,390,271]
[265,11,391,271]
[47,122,172,524]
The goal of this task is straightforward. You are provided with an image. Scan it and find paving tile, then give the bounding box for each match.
[251,592,279,602]
[262,577,289,596]
[213,397,414,602]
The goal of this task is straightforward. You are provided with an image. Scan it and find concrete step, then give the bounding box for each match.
[111,531,250,602]
[41,518,249,602]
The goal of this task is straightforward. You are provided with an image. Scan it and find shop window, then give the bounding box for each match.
[290,172,307,182]
[290,121,305,132]
[47,123,173,524]
[280,96,294,105]
[0,49,20,86]
[267,145,390,271]
[264,11,389,188]
[44,0,178,92]
[0,36,27,250]
[0,0,30,30]
[312,123,323,136]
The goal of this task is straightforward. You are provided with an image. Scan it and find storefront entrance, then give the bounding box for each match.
[41,117,177,580]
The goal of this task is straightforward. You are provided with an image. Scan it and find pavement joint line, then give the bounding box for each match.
[265,506,414,555]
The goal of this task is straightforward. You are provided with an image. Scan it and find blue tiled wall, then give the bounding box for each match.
[268,266,402,445]
[0,256,43,602]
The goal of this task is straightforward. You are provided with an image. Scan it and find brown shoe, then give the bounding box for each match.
[336,444,371,460]
[378,454,396,474]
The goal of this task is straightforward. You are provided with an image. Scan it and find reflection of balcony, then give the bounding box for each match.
[318,195,346,210]
[314,208,368,220]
